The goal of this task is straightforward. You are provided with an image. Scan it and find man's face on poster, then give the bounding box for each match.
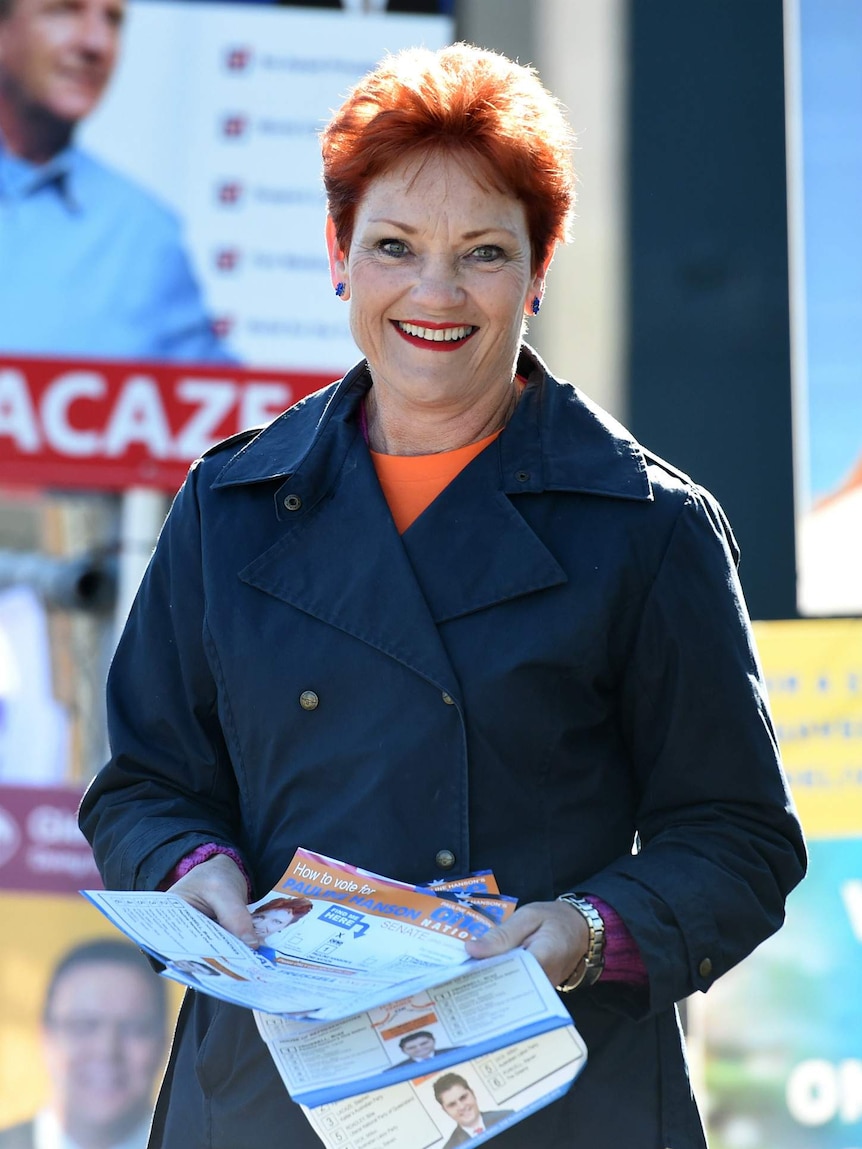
[438,1082,481,1131]
[401,1033,436,1061]
[0,0,124,128]
[41,960,165,1143]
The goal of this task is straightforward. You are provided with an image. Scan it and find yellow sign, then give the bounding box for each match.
[0,892,182,1131]
[754,618,862,840]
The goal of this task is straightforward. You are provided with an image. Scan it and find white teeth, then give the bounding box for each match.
[398,322,474,342]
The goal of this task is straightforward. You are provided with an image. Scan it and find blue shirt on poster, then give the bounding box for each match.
[0,140,236,364]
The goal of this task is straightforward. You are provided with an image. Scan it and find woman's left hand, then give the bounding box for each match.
[464,899,588,988]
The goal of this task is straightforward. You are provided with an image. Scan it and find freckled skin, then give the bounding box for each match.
[327,151,551,453]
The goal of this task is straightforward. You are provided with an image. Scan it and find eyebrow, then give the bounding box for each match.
[367,218,519,241]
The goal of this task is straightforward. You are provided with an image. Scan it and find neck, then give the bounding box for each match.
[364,377,521,456]
[0,91,73,164]
[61,1105,148,1149]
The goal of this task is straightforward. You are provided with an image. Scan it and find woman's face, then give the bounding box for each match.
[251,907,294,941]
[328,152,549,412]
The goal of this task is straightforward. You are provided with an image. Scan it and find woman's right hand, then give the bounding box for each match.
[169,853,259,947]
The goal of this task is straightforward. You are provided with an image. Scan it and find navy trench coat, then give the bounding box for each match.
[80,345,805,1149]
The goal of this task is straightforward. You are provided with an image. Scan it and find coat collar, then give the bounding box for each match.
[217,346,653,690]
[212,344,653,503]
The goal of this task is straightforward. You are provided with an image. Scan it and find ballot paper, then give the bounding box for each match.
[83,848,587,1147]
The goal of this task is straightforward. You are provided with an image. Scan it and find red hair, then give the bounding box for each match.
[252,896,312,919]
[321,43,576,271]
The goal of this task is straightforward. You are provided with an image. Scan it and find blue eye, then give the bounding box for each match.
[379,239,409,257]
[471,245,505,262]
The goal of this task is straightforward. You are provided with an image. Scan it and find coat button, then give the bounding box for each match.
[284,494,302,511]
[698,957,713,979]
[435,850,456,870]
[441,692,455,705]
[515,470,530,482]
[299,690,319,710]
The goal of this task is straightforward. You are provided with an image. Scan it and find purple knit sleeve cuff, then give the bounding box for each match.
[158,843,252,900]
[584,895,649,987]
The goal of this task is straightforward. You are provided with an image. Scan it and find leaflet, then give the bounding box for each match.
[83,848,518,1020]
[300,1026,586,1149]
[82,848,587,1146]
[255,947,575,1105]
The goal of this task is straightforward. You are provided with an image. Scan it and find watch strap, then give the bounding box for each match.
[556,893,606,991]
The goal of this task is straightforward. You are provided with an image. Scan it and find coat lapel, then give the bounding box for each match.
[238,430,462,697]
[401,438,568,624]
[216,346,652,682]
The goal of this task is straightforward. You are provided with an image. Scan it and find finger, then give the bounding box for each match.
[519,928,575,986]
[187,881,256,946]
[466,901,587,988]
[520,904,587,985]
[171,857,258,947]
[213,901,258,948]
[176,890,257,948]
[465,905,545,958]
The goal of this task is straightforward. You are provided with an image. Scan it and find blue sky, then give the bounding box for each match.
[800,0,862,499]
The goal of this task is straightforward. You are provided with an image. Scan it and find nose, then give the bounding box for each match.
[77,9,119,58]
[411,255,465,310]
[82,1019,127,1060]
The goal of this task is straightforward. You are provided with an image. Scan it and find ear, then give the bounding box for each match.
[325,216,349,299]
[524,244,556,316]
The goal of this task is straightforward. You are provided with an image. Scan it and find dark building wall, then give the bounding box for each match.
[627,1,797,620]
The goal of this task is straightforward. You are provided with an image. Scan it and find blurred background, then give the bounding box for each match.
[0,2,859,1147]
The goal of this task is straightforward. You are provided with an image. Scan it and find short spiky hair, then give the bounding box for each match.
[433,1073,472,1103]
[321,42,576,271]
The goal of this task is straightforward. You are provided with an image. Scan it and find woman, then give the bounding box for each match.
[80,43,805,1148]
[250,895,313,943]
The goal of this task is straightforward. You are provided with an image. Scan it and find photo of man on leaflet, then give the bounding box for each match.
[432,1074,514,1148]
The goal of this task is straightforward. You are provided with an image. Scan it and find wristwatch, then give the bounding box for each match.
[555,894,606,991]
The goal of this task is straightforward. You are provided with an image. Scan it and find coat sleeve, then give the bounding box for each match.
[582,484,806,1016]
[79,463,249,891]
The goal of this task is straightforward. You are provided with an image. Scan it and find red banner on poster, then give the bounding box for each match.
[0,355,334,491]
[0,784,102,894]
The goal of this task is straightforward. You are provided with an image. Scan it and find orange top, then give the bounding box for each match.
[370,430,501,534]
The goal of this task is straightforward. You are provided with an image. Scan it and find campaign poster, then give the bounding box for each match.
[0,1,454,490]
[698,619,862,1148]
[0,785,183,1140]
[0,1,451,780]
[788,0,862,615]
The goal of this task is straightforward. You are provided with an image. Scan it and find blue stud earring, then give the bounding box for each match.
[335,282,346,297]
[531,296,541,315]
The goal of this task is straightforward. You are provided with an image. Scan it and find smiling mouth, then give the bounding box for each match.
[61,70,110,93]
[394,321,477,347]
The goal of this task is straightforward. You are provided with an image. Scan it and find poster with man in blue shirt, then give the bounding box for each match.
[0,0,234,363]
